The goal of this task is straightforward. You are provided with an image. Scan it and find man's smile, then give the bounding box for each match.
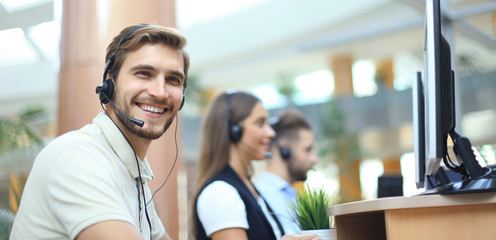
[136,103,167,114]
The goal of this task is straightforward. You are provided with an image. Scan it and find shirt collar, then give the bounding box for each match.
[258,171,295,195]
[94,113,154,181]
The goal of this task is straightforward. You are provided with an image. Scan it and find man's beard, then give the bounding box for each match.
[288,160,309,182]
[115,105,176,140]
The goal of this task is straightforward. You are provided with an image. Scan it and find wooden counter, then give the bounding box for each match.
[328,192,496,240]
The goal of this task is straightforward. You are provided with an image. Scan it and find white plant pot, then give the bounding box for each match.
[299,229,336,240]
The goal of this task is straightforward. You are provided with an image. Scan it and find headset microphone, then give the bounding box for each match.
[96,84,145,127]
[265,151,273,159]
[96,25,154,129]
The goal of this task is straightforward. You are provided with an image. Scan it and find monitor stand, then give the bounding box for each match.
[422,177,496,195]
[419,139,496,195]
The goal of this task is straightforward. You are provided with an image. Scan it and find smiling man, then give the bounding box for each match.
[10,24,189,240]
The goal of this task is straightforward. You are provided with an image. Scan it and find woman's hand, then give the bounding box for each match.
[281,234,322,240]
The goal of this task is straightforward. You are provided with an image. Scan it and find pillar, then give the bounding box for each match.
[331,54,354,97]
[338,160,362,202]
[329,54,362,203]
[58,1,180,238]
[374,58,401,174]
[374,58,394,90]
[382,157,402,175]
[375,58,403,197]
[493,13,496,39]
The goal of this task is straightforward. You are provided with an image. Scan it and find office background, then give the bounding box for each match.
[1,0,496,239]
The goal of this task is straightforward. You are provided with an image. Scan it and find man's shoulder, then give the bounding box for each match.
[34,123,115,174]
[256,171,285,185]
[44,123,107,153]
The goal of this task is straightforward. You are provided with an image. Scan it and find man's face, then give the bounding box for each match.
[112,43,185,140]
[287,129,317,181]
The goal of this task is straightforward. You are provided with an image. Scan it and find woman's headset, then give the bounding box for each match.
[227,92,243,142]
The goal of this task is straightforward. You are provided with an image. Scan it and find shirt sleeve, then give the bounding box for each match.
[197,180,249,236]
[47,143,135,239]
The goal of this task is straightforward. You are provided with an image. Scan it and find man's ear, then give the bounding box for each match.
[278,140,289,149]
[105,72,113,81]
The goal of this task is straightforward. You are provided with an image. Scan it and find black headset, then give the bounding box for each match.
[96,24,186,110]
[227,92,243,142]
[279,145,291,160]
[94,25,187,240]
[269,117,291,160]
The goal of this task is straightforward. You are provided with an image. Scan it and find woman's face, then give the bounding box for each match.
[237,102,275,160]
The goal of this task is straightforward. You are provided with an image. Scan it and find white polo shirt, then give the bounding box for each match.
[10,113,165,239]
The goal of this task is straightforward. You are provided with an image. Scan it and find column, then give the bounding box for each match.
[375,58,404,197]
[331,54,354,97]
[383,157,401,175]
[58,1,180,238]
[374,58,394,90]
[338,161,362,202]
[493,13,496,39]
[329,54,362,203]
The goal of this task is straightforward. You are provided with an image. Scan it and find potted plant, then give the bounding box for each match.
[289,185,338,240]
[0,107,46,237]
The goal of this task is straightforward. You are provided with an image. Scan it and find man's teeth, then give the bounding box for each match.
[140,104,165,114]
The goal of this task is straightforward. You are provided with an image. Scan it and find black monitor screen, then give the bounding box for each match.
[424,0,455,177]
[413,72,426,188]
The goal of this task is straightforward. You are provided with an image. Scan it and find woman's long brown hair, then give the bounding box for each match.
[189,91,260,237]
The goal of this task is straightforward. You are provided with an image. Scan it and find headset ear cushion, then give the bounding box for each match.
[96,79,114,104]
[279,146,291,160]
[229,124,243,142]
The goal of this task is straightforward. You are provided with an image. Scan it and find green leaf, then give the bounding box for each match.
[289,184,339,230]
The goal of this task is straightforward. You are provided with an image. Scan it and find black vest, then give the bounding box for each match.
[194,166,284,240]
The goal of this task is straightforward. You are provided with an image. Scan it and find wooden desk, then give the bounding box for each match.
[328,192,496,240]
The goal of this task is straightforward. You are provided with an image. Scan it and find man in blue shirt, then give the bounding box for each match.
[256,108,318,235]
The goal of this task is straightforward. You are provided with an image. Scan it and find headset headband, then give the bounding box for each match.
[102,25,153,82]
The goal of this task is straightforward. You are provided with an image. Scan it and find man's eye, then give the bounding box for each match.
[137,71,150,77]
[167,76,180,83]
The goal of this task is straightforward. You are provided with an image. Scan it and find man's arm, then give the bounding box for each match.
[76,220,172,240]
[75,220,143,240]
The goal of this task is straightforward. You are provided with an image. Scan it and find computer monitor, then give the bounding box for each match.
[424,0,454,177]
[413,72,425,189]
[417,0,496,194]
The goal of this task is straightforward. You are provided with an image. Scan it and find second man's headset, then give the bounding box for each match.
[269,117,291,160]
[227,92,243,142]
[96,24,186,121]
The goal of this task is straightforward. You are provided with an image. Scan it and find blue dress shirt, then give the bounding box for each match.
[255,171,301,235]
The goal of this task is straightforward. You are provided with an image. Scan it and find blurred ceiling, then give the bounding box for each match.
[183,0,496,89]
[1,0,495,118]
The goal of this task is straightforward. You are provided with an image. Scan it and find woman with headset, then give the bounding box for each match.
[191,90,281,240]
[191,91,321,240]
